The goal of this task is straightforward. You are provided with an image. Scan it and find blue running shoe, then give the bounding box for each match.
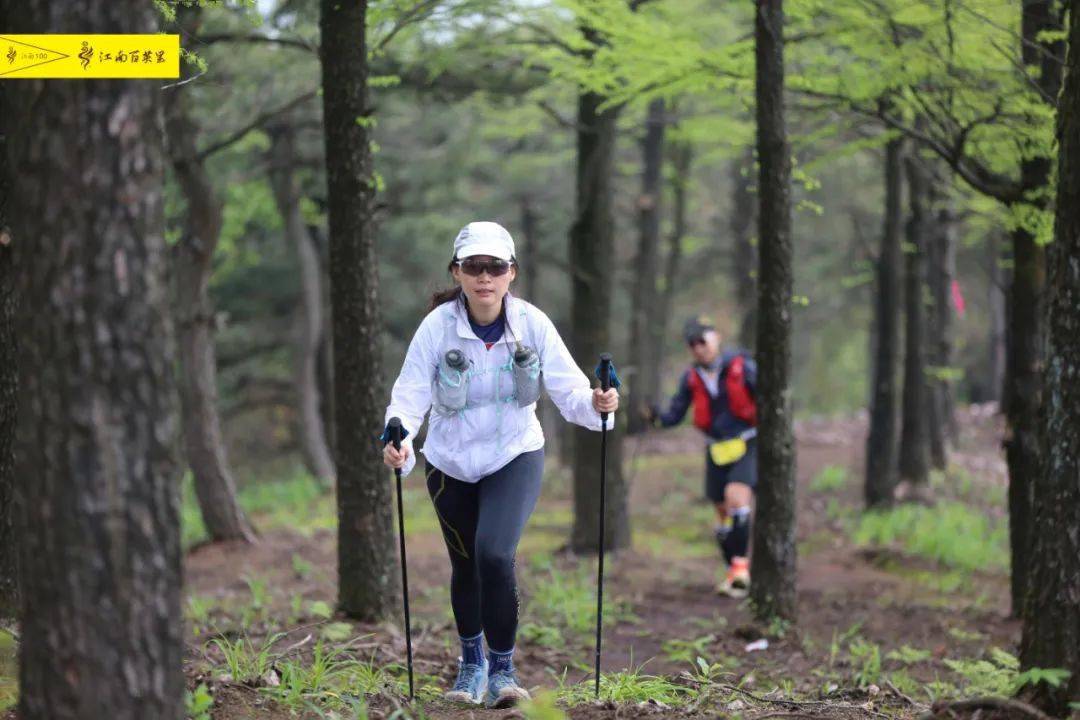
[485,670,530,708]
[443,657,488,704]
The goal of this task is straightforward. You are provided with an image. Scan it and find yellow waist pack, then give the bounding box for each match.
[709,429,758,466]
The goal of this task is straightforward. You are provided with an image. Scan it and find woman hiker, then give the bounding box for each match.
[382,221,620,708]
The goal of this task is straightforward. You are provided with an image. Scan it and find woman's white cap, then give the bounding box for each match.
[453,221,515,261]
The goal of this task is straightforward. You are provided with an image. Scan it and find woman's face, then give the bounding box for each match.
[451,255,517,314]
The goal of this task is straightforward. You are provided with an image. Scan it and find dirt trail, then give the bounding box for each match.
[168,406,1020,719]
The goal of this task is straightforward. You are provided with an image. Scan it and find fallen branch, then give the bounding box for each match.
[719,684,891,720]
[918,696,1052,720]
[885,679,925,710]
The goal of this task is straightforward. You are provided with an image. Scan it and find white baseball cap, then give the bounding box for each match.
[453,221,516,262]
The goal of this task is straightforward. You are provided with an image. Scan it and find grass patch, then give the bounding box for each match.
[852,501,1008,572]
[662,634,716,664]
[183,466,337,549]
[0,627,16,712]
[553,661,692,704]
[810,465,849,493]
[526,559,635,644]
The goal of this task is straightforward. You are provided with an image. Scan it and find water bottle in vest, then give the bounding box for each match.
[512,345,542,407]
[434,348,471,414]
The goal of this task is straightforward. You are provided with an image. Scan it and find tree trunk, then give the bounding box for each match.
[0,77,17,620]
[1018,5,1080,708]
[987,230,1007,405]
[1006,0,1062,619]
[309,221,337,458]
[268,125,336,485]
[627,99,665,434]
[731,147,757,348]
[569,77,629,553]
[164,8,256,544]
[925,182,957,468]
[520,197,563,460]
[865,136,905,508]
[320,0,399,618]
[4,2,184,715]
[520,196,539,303]
[749,0,797,623]
[656,139,693,370]
[898,155,931,491]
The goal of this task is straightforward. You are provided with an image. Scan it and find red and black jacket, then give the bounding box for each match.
[657,350,757,440]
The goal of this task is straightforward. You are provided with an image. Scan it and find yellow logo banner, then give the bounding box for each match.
[1,35,179,79]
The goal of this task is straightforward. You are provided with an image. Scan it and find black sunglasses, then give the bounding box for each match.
[457,257,513,277]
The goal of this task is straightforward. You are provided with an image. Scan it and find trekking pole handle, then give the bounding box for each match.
[598,353,613,392]
[598,353,613,424]
[387,417,403,451]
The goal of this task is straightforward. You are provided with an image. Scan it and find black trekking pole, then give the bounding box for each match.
[385,417,415,700]
[594,352,614,700]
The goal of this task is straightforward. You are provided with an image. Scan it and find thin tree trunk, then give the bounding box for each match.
[898,155,931,492]
[1018,4,1080,706]
[937,202,959,442]
[520,197,562,460]
[569,68,629,553]
[320,0,399,618]
[865,136,904,508]
[731,147,757,348]
[987,230,1007,405]
[309,221,337,458]
[655,139,694,393]
[0,77,17,620]
[520,196,539,303]
[925,181,956,468]
[268,125,336,484]
[628,98,665,434]
[164,5,256,544]
[1006,0,1062,619]
[749,0,797,623]
[5,1,183,715]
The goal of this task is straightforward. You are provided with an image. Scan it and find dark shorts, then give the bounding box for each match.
[705,440,757,503]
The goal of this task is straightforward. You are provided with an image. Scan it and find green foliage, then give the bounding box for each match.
[853,501,1008,572]
[849,638,882,688]
[662,634,716,664]
[943,648,1018,696]
[886,645,932,665]
[527,560,633,642]
[292,553,314,579]
[810,465,849,493]
[886,668,921,697]
[1012,667,1071,694]
[553,661,692,704]
[182,469,338,550]
[181,472,208,550]
[210,631,286,684]
[0,628,16,712]
[186,595,218,638]
[520,690,569,720]
[308,600,334,620]
[320,622,355,643]
[519,622,564,649]
[947,627,986,643]
[185,683,214,720]
[243,574,271,622]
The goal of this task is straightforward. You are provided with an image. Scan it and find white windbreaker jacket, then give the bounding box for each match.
[384,294,613,482]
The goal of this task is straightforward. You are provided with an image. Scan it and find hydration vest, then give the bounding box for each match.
[684,353,757,433]
[431,297,542,417]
